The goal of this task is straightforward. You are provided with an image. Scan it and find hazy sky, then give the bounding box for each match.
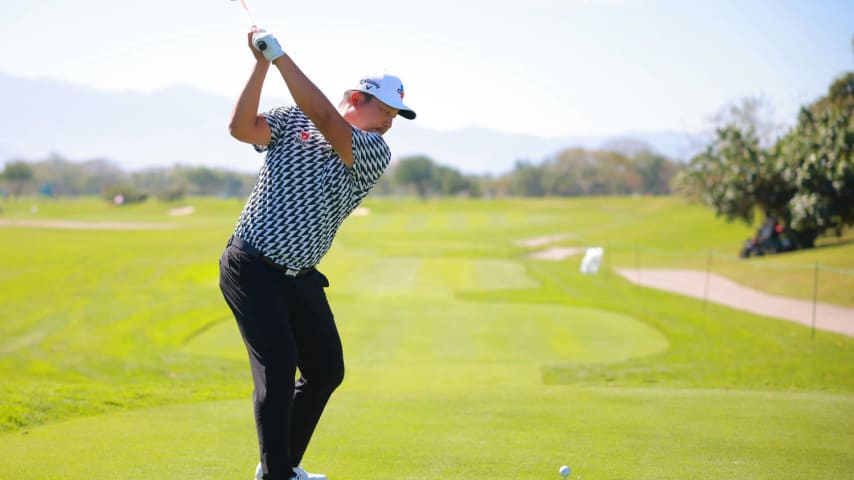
[1,0,851,137]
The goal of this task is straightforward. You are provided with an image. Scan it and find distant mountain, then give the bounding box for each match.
[0,72,254,173]
[0,71,704,175]
[387,124,706,174]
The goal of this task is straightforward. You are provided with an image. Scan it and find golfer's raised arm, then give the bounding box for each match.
[229,31,273,146]
[272,54,354,167]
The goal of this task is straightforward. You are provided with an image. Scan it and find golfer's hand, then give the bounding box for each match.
[247,29,268,63]
[251,28,285,62]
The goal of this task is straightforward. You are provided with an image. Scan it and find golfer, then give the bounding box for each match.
[218,28,415,480]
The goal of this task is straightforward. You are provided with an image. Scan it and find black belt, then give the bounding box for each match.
[227,235,316,278]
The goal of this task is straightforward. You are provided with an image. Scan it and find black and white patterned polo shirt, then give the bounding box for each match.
[233,106,391,269]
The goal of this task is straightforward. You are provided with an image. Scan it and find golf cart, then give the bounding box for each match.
[739,217,798,258]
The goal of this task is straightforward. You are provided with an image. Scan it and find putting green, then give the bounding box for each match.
[326,256,541,295]
[185,302,669,391]
[185,302,667,361]
[184,255,669,390]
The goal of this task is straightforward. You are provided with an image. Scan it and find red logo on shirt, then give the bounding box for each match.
[295,130,311,146]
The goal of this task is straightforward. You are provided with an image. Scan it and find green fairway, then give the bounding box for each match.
[1,196,853,479]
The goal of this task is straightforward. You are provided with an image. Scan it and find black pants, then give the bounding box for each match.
[219,243,344,480]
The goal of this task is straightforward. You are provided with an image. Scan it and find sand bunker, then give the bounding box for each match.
[616,268,854,337]
[168,206,195,216]
[517,233,582,260]
[527,247,583,260]
[515,233,577,248]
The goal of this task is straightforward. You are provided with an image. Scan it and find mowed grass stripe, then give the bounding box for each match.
[181,297,668,391]
[324,296,667,391]
[332,256,422,295]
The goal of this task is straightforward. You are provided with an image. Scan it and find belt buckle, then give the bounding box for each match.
[285,268,300,277]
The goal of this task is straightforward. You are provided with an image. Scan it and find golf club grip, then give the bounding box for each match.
[257,40,267,51]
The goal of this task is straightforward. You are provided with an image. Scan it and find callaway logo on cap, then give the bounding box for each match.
[353,73,416,120]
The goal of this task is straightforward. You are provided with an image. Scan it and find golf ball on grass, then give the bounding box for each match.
[559,465,571,478]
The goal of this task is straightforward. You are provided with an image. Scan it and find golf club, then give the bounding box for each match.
[231,0,267,50]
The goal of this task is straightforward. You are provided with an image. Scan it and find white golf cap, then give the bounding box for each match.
[350,73,416,120]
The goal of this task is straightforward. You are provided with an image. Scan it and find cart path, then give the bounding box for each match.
[615,268,854,337]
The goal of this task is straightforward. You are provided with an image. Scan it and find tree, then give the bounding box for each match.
[1,161,35,197]
[30,155,127,195]
[674,125,794,226]
[102,184,148,205]
[778,72,854,245]
[541,149,589,196]
[633,151,680,195]
[434,164,477,196]
[183,166,223,195]
[709,96,784,148]
[597,140,682,195]
[394,156,435,199]
[588,150,639,195]
[509,160,545,196]
[542,148,646,196]
[676,70,854,249]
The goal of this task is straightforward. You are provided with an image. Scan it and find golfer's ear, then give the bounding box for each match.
[351,91,369,107]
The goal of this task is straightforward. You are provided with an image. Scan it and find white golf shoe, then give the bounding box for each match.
[255,463,327,480]
[293,465,327,480]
